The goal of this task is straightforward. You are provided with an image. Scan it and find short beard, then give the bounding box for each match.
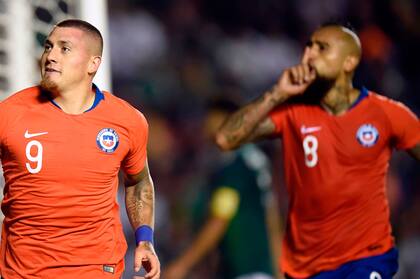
[288,75,335,105]
[40,78,59,94]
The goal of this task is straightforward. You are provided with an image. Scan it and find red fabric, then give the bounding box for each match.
[0,86,148,278]
[269,91,420,277]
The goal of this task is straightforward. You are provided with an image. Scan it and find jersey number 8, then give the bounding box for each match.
[302,135,318,167]
[25,140,43,174]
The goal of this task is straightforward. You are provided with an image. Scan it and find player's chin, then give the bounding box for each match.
[316,70,338,80]
[40,79,59,92]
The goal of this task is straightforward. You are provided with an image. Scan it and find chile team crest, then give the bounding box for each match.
[96,128,119,153]
[356,124,379,147]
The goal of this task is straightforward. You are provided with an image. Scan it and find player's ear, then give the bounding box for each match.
[88,56,102,75]
[343,55,359,73]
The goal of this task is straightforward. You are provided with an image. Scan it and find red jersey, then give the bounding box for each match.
[0,86,148,278]
[269,89,420,278]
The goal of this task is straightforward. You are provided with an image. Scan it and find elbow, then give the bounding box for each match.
[214,132,237,151]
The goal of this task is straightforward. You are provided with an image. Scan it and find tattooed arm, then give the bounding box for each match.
[125,162,160,279]
[215,46,318,151]
[215,62,316,150]
[215,90,283,151]
[125,162,155,230]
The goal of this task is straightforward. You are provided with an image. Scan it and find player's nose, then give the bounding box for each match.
[45,47,59,63]
[302,45,318,64]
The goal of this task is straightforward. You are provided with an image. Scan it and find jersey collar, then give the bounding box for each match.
[49,83,105,113]
[349,87,369,110]
[84,84,105,112]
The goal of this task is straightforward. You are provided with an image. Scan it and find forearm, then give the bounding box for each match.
[176,217,228,271]
[215,87,288,150]
[125,165,160,276]
[125,184,154,229]
[125,166,155,230]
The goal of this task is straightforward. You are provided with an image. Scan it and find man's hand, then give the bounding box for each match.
[271,63,316,100]
[134,241,160,279]
[272,44,317,99]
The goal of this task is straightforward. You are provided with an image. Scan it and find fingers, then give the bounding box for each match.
[134,247,161,279]
[288,63,315,85]
[134,253,160,278]
[134,253,143,272]
[301,46,310,64]
[143,256,160,279]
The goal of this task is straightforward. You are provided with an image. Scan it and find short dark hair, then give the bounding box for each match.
[56,19,103,55]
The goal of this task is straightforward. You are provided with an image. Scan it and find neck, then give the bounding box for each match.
[321,78,359,116]
[51,83,95,114]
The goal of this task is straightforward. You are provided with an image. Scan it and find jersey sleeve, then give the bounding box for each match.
[268,105,289,135]
[0,103,8,142]
[0,102,13,154]
[384,99,420,150]
[122,110,149,175]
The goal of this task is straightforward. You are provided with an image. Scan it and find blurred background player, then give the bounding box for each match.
[163,97,283,279]
[216,23,420,278]
[0,19,160,278]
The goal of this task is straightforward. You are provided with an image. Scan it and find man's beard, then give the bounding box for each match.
[40,78,59,93]
[288,75,335,105]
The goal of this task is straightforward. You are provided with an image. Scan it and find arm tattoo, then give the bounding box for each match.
[225,111,245,132]
[125,164,155,228]
[217,90,283,149]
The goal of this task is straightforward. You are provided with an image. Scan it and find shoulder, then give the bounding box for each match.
[0,87,44,119]
[102,91,148,126]
[269,102,321,125]
[102,91,140,114]
[0,87,42,136]
[103,91,149,133]
[271,101,319,116]
[0,86,41,107]
[270,102,307,119]
[368,91,418,119]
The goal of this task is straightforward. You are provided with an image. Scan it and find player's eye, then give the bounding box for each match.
[44,44,52,51]
[318,43,328,51]
[62,46,70,52]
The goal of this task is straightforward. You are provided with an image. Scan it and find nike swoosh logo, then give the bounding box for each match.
[24,130,48,138]
[300,125,322,134]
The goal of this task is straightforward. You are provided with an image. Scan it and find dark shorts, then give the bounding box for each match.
[286,248,399,279]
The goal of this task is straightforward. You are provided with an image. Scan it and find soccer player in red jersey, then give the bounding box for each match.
[216,23,420,279]
[0,19,160,278]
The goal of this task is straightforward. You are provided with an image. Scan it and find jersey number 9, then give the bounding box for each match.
[25,140,43,174]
